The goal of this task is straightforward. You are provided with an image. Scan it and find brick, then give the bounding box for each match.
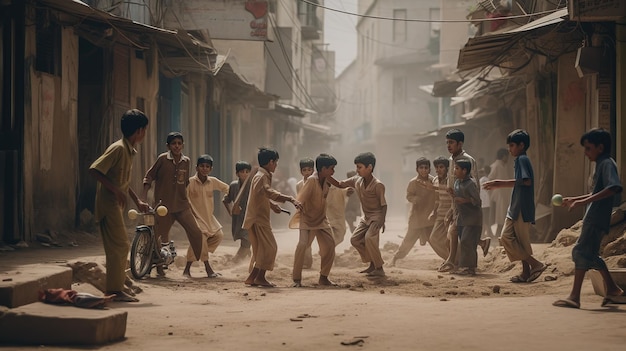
[0,302,127,345]
[0,264,72,308]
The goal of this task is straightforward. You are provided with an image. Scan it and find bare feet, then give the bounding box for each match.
[182,270,192,278]
[366,267,385,277]
[318,275,337,286]
[254,277,276,287]
[244,268,259,286]
[359,262,375,274]
[292,280,302,288]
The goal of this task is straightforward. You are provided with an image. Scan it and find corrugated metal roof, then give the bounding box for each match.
[39,0,217,73]
[457,8,569,71]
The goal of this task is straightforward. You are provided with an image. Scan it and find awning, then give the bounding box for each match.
[274,103,317,117]
[457,8,570,71]
[39,0,217,74]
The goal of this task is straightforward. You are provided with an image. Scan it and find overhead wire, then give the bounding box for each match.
[299,0,565,23]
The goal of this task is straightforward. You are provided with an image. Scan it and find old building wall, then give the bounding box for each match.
[552,52,591,232]
[23,24,79,236]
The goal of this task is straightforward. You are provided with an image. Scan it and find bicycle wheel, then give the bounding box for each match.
[130,228,153,279]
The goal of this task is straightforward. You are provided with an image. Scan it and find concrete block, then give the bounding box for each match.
[0,264,72,308]
[588,269,626,296]
[0,302,127,345]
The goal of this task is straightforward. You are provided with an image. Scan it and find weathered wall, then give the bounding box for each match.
[24,24,79,236]
[552,52,590,232]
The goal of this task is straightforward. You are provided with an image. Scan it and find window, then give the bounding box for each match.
[429,8,441,38]
[35,9,61,76]
[393,76,406,103]
[393,9,406,42]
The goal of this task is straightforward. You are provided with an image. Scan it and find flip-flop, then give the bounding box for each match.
[509,275,528,283]
[111,293,139,303]
[601,295,626,306]
[527,264,548,282]
[552,298,580,309]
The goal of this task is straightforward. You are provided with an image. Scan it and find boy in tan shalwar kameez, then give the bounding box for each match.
[243,148,302,287]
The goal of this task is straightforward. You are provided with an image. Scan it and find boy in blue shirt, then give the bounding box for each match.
[553,128,624,308]
[483,130,546,283]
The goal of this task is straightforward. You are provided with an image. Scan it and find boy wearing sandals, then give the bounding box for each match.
[243,148,302,287]
[483,130,546,283]
[291,154,338,287]
[451,158,482,275]
[89,109,150,302]
[553,128,624,309]
[183,155,229,278]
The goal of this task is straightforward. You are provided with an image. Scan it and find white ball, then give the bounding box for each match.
[128,209,138,220]
[552,194,563,206]
[156,205,168,216]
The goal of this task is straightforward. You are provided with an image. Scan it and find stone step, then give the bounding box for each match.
[0,264,72,308]
[0,302,127,345]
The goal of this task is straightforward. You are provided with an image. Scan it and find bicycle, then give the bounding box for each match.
[127,202,177,279]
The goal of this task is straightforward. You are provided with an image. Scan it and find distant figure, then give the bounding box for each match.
[483,130,546,284]
[479,165,495,239]
[489,148,513,237]
[344,170,361,233]
[223,161,253,263]
[296,158,315,269]
[553,128,624,309]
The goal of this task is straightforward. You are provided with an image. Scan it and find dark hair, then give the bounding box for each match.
[258,147,279,166]
[235,161,252,173]
[496,148,508,160]
[416,157,431,168]
[507,129,530,151]
[197,154,213,167]
[580,128,611,155]
[432,156,449,168]
[166,131,184,144]
[120,109,148,138]
[455,158,472,173]
[299,158,314,170]
[347,170,357,177]
[354,152,376,170]
[315,153,337,173]
[483,165,491,175]
[446,129,464,142]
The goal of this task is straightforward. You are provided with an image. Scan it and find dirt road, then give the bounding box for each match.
[1,216,625,350]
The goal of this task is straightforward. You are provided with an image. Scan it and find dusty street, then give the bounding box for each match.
[1,215,625,350]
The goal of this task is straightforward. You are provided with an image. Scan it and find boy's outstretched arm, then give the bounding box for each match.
[89,168,126,208]
[562,186,621,210]
[482,179,516,190]
[129,188,150,212]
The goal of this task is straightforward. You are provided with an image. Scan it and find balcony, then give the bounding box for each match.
[298,1,322,40]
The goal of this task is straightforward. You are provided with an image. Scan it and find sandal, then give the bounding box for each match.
[509,275,528,283]
[109,292,139,302]
[438,262,454,273]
